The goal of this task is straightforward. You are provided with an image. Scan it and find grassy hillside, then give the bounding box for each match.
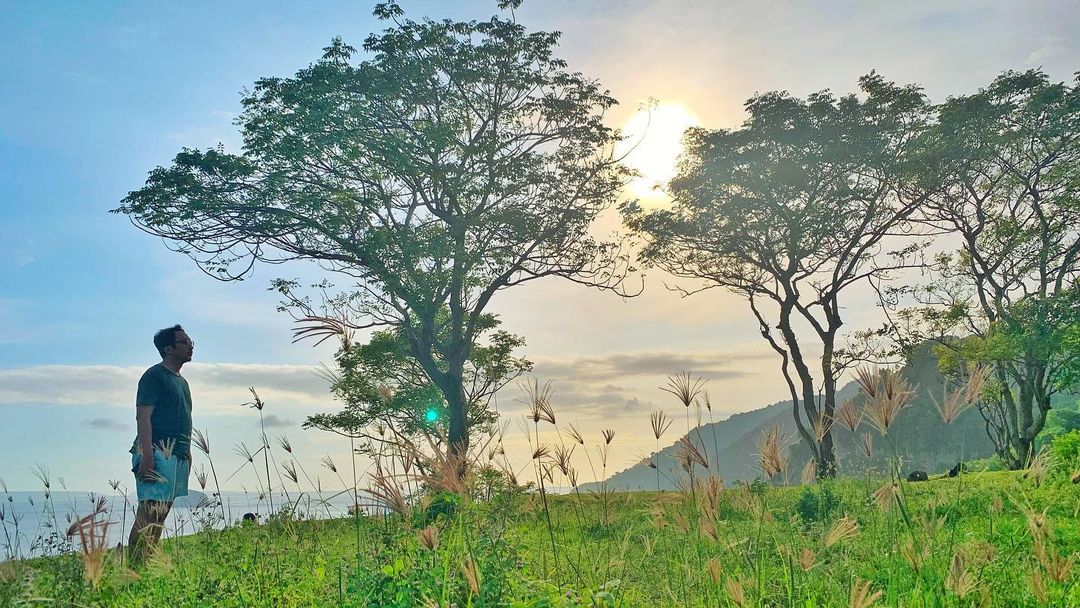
[3,467,1078,606]
[587,346,1075,492]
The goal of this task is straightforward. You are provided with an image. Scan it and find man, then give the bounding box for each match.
[127,324,194,566]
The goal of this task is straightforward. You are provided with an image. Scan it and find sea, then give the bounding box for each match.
[0,489,366,561]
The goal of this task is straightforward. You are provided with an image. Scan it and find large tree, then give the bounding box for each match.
[892,71,1080,468]
[114,2,633,459]
[624,75,934,478]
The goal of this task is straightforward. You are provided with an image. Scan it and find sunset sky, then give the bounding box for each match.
[1,0,1078,491]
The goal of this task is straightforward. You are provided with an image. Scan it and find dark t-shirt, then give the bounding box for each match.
[131,363,193,461]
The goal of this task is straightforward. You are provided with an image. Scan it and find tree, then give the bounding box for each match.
[623,75,934,478]
[303,311,530,455]
[893,71,1080,469]
[114,3,633,459]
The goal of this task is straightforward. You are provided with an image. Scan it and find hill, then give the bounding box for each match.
[582,345,1074,491]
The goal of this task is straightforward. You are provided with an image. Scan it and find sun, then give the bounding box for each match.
[617,101,701,200]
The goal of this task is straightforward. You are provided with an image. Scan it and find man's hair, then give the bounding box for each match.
[153,325,185,357]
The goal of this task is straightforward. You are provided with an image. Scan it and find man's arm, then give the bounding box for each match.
[136,405,155,481]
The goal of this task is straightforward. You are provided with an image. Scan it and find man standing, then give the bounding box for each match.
[127,324,194,566]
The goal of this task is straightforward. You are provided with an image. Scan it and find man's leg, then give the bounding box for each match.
[127,500,172,566]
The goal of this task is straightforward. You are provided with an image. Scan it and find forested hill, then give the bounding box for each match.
[581,346,1075,492]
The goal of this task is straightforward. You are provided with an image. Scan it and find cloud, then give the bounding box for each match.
[0,363,332,412]
[259,414,297,428]
[1026,34,1067,65]
[81,417,128,431]
[530,350,766,382]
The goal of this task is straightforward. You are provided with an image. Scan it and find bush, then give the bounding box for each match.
[1050,430,1080,471]
[795,484,841,524]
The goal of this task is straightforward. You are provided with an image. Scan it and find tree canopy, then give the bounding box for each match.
[115,3,633,456]
[623,74,935,477]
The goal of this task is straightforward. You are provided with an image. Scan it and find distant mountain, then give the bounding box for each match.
[580,344,1073,492]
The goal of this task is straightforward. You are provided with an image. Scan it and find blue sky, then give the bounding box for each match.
[1,0,1077,491]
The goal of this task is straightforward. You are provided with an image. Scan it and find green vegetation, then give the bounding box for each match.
[4,461,1079,606]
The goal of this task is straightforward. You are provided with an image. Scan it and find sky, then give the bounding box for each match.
[1,0,1077,492]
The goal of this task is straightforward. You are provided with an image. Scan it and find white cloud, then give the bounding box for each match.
[0,362,332,412]
[1026,34,1067,65]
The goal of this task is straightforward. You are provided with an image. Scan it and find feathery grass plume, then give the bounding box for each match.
[1023,448,1053,487]
[65,495,110,589]
[863,369,913,434]
[900,541,926,573]
[849,579,882,608]
[367,468,408,518]
[195,465,208,490]
[519,378,556,425]
[703,476,723,516]
[798,547,816,572]
[234,442,255,463]
[835,397,861,432]
[564,423,586,446]
[918,512,945,540]
[648,505,666,530]
[944,552,976,598]
[277,435,292,454]
[676,436,708,470]
[531,445,550,461]
[811,410,833,443]
[674,512,690,534]
[801,460,816,485]
[724,576,747,608]
[292,311,356,349]
[418,526,439,551]
[192,428,211,455]
[1029,569,1049,605]
[823,515,860,548]
[461,555,480,596]
[853,366,878,398]
[320,454,338,474]
[872,481,898,511]
[602,428,616,445]
[552,443,575,476]
[1022,507,1074,583]
[650,411,673,440]
[662,371,707,408]
[245,387,265,411]
[859,432,874,459]
[933,364,986,424]
[699,516,718,542]
[282,460,299,485]
[707,556,722,585]
[756,425,788,480]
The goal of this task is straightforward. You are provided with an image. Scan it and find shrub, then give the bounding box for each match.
[795,484,841,524]
[1050,430,1080,471]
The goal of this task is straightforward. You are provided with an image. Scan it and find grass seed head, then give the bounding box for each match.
[418,526,439,551]
[945,552,977,598]
[836,398,861,432]
[662,371,708,408]
[707,557,721,584]
[849,579,882,608]
[650,410,673,440]
[824,515,860,548]
[798,547,816,572]
[192,428,211,455]
[756,425,788,479]
[724,576,747,608]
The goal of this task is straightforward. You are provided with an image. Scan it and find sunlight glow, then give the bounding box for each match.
[617,101,701,200]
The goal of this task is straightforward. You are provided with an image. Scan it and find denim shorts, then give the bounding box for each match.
[131,449,190,503]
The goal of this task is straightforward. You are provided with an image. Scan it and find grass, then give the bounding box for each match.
[1,467,1077,607]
